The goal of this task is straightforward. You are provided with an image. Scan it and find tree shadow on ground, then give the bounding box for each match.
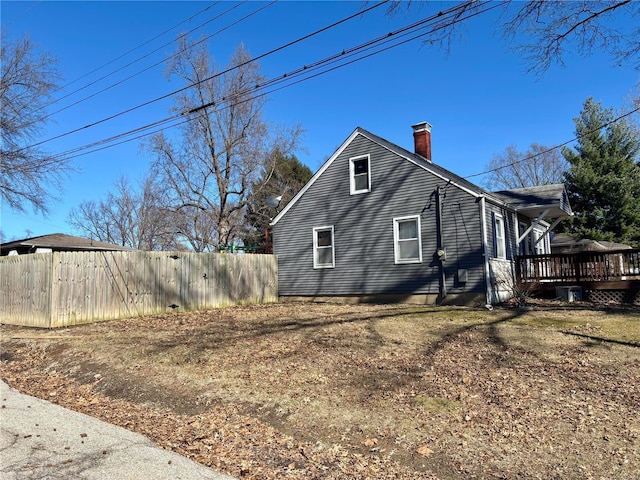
[560,330,640,348]
[417,308,525,367]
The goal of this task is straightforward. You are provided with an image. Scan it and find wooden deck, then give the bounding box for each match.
[516,248,640,291]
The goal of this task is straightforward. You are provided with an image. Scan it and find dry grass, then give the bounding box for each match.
[2,302,639,479]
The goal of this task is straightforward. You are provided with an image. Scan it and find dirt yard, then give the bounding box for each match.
[1,302,639,479]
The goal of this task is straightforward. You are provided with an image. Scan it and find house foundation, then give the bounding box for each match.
[279,293,486,306]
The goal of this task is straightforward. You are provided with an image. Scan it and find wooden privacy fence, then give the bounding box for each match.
[0,251,278,328]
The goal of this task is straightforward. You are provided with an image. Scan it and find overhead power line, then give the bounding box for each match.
[463,106,640,181]
[50,1,498,161]
[18,0,391,154]
[37,1,262,123]
[52,1,220,95]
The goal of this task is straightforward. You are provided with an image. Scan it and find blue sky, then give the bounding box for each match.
[1,1,638,242]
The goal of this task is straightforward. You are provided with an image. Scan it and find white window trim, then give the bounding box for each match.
[393,215,422,264]
[532,227,549,255]
[495,214,506,259]
[349,154,371,195]
[313,226,335,269]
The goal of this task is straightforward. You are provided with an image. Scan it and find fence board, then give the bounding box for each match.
[1,251,277,328]
[0,254,51,327]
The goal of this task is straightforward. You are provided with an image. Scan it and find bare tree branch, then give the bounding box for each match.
[146,38,301,251]
[386,1,640,74]
[68,174,182,250]
[0,32,72,213]
[483,143,568,190]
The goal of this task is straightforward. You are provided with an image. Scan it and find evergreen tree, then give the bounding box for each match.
[562,97,640,246]
[243,151,312,250]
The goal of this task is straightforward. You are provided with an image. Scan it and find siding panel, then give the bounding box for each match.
[484,201,519,304]
[274,134,486,298]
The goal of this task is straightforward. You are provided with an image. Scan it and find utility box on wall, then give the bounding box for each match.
[556,286,582,302]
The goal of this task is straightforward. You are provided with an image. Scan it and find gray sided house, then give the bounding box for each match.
[270,123,573,305]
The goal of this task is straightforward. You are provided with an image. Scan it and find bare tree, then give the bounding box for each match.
[0,32,70,213]
[147,38,301,252]
[623,83,640,134]
[387,1,640,74]
[504,0,639,73]
[68,175,182,251]
[483,143,568,191]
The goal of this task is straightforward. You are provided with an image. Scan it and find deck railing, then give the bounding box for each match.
[516,248,640,284]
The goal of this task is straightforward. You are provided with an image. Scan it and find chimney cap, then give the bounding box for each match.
[411,121,432,132]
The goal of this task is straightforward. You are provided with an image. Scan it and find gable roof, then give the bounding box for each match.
[492,184,573,218]
[0,233,134,255]
[357,127,495,197]
[271,126,573,226]
[271,127,494,226]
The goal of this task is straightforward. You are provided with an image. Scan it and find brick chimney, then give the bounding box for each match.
[412,121,432,162]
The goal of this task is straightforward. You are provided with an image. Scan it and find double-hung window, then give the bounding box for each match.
[349,155,371,194]
[393,215,422,263]
[494,214,506,259]
[313,226,335,268]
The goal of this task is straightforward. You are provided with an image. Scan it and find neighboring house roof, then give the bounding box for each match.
[551,233,632,253]
[0,233,134,256]
[492,184,573,218]
[271,127,572,226]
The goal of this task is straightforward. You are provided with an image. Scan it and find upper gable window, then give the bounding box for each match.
[393,215,422,263]
[349,155,371,194]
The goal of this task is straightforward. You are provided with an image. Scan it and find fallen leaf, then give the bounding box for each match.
[416,444,433,457]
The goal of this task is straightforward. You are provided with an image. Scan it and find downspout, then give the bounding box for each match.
[479,196,492,307]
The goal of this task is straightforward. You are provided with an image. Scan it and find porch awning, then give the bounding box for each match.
[492,184,573,248]
[491,184,573,219]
